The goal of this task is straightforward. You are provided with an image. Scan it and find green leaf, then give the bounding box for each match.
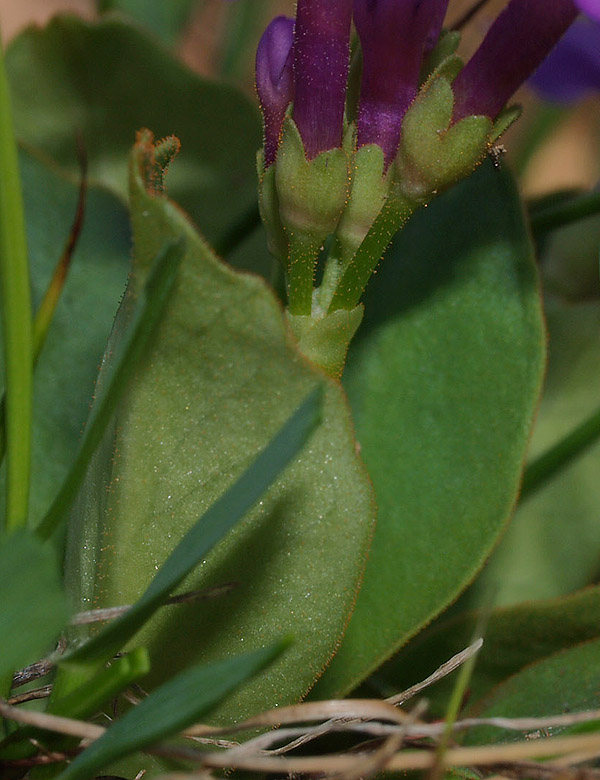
[55,641,286,780]
[312,160,545,698]
[0,530,67,679]
[64,136,375,721]
[37,239,185,541]
[464,637,600,745]
[6,15,261,246]
[6,150,131,530]
[373,585,600,718]
[0,37,32,531]
[473,296,600,605]
[65,385,322,666]
[97,0,198,45]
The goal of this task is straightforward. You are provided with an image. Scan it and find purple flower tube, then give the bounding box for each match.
[255,15,295,168]
[293,0,352,159]
[354,0,448,166]
[452,0,578,122]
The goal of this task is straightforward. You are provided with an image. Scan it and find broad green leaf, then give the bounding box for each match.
[464,637,600,744]
[37,240,185,541]
[373,585,600,718]
[64,135,375,721]
[56,642,286,780]
[1,150,131,529]
[0,530,67,679]
[97,0,198,45]
[64,386,322,665]
[6,16,261,246]
[312,160,545,698]
[474,296,600,605]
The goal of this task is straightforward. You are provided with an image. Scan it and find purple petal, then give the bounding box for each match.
[425,0,450,53]
[355,0,445,165]
[576,0,600,21]
[529,17,600,102]
[293,0,352,159]
[256,16,295,167]
[452,0,578,121]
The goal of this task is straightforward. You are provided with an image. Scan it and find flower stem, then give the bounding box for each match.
[327,191,416,312]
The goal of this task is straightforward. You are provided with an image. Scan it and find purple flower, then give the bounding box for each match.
[529,17,600,102]
[452,0,579,121]
[354,0,449,166]
[576,0,600,20]
[255,16,295,167]
[292,0,353,159]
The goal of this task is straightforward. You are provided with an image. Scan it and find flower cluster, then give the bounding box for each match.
[255,0,580,375]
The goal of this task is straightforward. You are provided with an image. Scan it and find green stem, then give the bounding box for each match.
[328,193,416,312]
[0,36,32,533]
[530,191,600,235]
[520,406,600,503]
[287,236,320,316]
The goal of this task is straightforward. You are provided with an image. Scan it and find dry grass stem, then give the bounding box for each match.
[4,638,600,780]
[7,684,52,706]
[0,699,104,741]
[71,583,236,625]
[387,637,484,706]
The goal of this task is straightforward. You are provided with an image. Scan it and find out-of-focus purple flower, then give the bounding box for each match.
[293,0,352,159]
[453,0,578,121]
[529,17,600,102]
[576,0,600,21]
[255,16,295,167]
[354,0,449,166]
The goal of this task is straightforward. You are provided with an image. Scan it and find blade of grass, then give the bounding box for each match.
[0,648,149,761]
[430,611,488,780]
[63,383,322,667]
[520,405,600,503]
[0,141,88,464]
[35,238,185,542]
[54,640,288,780]
[0,32,33,532]
[530,190,600,235]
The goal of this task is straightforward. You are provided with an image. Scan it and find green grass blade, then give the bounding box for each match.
[520,405,600,503]
[530,190,600,235]
[55,641,287,780]
[0,151,87,465]
[0,35,33,532]
[36,239,185,541]
[64,384,322,665]
[0,648,149,761]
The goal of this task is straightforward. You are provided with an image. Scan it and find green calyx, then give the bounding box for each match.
[395,76,493,203]
[256,150,288,263]
[420,29,461,85]
[276,116,350,247]
[274,117,351,317]
[336,141,390,265]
